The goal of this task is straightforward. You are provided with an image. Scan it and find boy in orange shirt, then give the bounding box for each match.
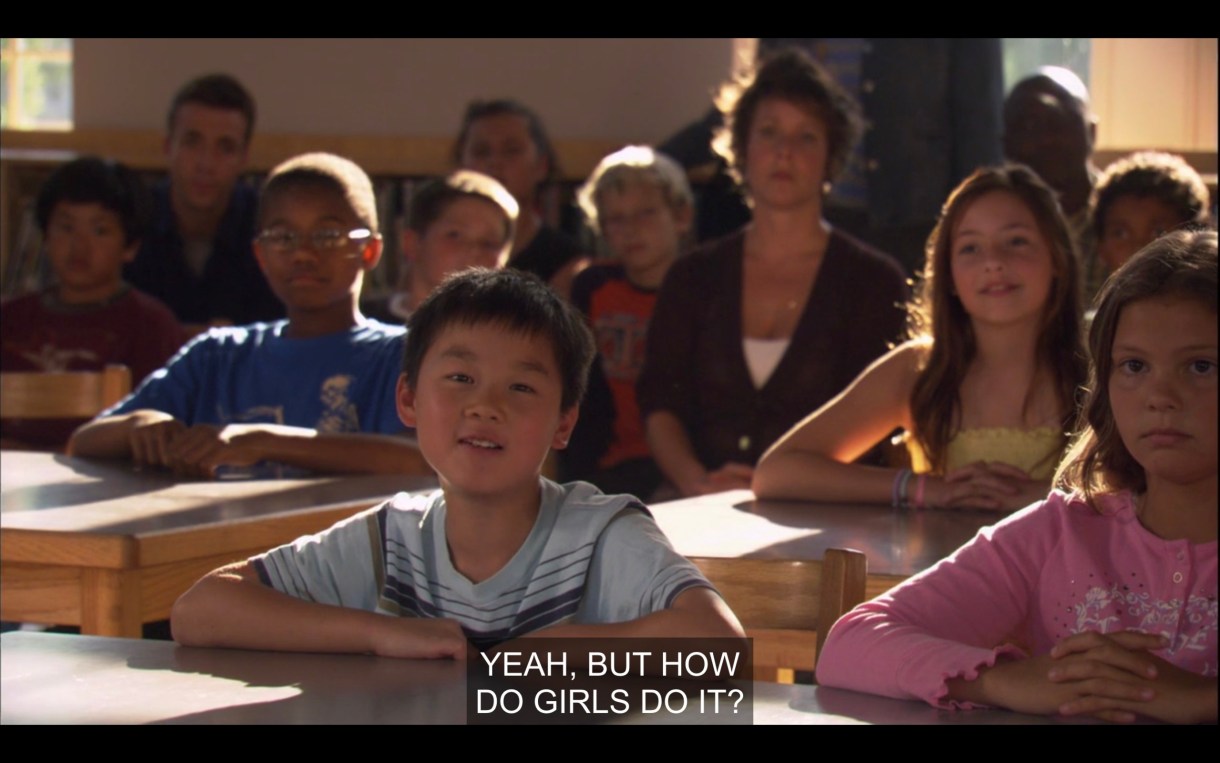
[563,146,694,498]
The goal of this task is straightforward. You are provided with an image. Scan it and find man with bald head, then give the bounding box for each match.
[1003,66,1102,293]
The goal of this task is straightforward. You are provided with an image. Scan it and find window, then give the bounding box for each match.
[1,38,73,130]
[1001,38,1091,93]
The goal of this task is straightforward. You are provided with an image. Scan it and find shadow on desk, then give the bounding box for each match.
[727,494,999,581]
[797,685,1109,725]
[136,646,469,725]
[0,454,174,512]
[2,633,1121,725]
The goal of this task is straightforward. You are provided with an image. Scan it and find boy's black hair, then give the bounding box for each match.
[407,170,519,244]
[35,156,152,246]
[1091,151,1211,238]
[259,152,379,233]
[403,268,595,411]
[167,73,257,145]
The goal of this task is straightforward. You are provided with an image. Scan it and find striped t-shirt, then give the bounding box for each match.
[254,479,712,649]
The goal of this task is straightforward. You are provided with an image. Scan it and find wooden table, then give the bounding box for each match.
[0,632,1101,725]
[0,451,436,636]
[649,489,999,599]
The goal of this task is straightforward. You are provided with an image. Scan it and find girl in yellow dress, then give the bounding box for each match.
[754,165,1087,512]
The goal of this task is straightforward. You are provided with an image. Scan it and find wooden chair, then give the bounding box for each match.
[691,549,867,682]
[0,365,131,420]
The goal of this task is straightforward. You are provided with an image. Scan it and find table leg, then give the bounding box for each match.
[81,568,142,637]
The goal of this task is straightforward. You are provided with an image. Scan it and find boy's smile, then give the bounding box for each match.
[397,322,577,508]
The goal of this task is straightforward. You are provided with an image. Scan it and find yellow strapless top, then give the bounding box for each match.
[907,426,1064,480]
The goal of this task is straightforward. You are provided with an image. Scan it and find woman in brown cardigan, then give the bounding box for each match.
[637,48,907,498]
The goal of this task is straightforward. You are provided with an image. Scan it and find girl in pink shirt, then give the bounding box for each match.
[816,229,1217,724]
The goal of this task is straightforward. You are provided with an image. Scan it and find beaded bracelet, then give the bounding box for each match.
[891,468,912,509]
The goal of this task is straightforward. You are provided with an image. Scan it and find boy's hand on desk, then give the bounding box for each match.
[165,424,265,478]
[371,617,468,660]
[128,411,187,469]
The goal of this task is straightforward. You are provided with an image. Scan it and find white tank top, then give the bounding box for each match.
[743,337,790,389]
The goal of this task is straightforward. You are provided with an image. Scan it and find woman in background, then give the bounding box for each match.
[637,48,907,497]
[454,99,587,298]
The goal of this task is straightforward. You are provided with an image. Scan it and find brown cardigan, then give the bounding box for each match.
[637,227,908,469]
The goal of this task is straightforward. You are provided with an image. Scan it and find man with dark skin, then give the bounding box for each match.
[1003,66,1101,291]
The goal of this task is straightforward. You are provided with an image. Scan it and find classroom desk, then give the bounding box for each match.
[0,632,1100,725]
[0,451,437,637]
[649,489,998,600]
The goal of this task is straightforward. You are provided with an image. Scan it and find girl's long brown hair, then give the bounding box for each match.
[908,165,1087,474]
[1056,229,1217,507]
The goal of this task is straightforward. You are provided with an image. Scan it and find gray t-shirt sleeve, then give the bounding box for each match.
[252,505,383,610]
[578,508,714,623]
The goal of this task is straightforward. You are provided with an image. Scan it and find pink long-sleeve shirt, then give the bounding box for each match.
[815,490,1218,708]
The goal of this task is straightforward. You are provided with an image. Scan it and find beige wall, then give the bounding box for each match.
[74,38,737,144]
[1091,38,1217,152]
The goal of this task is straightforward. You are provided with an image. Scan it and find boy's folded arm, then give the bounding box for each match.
[67,416,430,476]
[504,588,746,678]
[67,410,184,463]
[519,587,745,641]
[170,560,466,659]
[206,424,430,476]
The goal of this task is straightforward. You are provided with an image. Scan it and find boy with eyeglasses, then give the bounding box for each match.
[69,152,427,477]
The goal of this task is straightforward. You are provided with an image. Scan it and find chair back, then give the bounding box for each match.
[0,365,132,419]
[691,548,867,681]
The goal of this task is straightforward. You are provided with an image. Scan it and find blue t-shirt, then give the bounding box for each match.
[107,319,406,434]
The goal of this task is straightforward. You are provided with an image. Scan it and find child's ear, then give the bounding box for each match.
[396,374,418,429]
[361,235,384,271]
[551,406,579,450]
